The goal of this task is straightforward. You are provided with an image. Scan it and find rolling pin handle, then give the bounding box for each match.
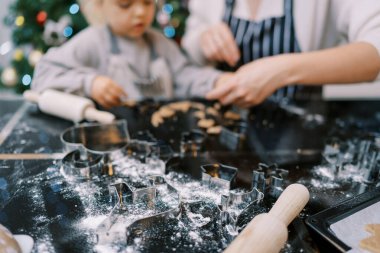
[23,90,40,103]
[268,183,310,226]
[83,107,115,124]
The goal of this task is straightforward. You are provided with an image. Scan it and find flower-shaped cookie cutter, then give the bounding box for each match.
[252,163,289,198]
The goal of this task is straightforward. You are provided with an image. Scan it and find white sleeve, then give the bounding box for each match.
[333,0,380,55]
[332,0,380,80]
[181,0,221,65]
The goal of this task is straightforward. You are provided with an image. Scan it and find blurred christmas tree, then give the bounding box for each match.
[156,0,189,43]
[0,0,189,94]
[0,0,88,93]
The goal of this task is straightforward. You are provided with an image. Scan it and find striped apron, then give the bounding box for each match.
[107,27,173,99]
[221,0,320,100]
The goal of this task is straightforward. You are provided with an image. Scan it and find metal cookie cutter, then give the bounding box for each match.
[220,187,264,242]
[201,163,264,241]
[62,139,160,180]
[132,130,174,162]
[349,139,380,185]
[201,164,238,191]
[98,172,266,247]
[180,129,206,157]
[218,164,265,242]
[61,120,130,170]
[252,163,289,198]
[220,188,263,212]
[97,175,181,245]
[124,140,156,163]
[219,121,248,151]
[61,150,106,180]
[124,176,183,243]
[165,155,207,179]
[131,130,157,143]
[110,179,157,208]
[61,120,130,155]
[60,120,166,179]
[60,121,129,180]
[111,140,167,177]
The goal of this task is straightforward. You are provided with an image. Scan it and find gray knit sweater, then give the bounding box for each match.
[32,25,221,98]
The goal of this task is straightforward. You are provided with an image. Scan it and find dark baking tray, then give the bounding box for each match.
[305,186,380,252]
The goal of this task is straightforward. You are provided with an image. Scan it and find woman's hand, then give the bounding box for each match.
[200,22,240,67]
[91,75,128,108]
[206,55,294,107]
[214,72,236,89]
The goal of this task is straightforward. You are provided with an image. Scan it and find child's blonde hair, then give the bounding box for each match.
[78,0,105,26]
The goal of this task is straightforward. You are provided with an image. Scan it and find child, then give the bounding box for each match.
[32,0,231,108]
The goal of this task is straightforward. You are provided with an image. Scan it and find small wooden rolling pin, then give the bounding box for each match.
[224,183,310,253]
[24,89,115,124]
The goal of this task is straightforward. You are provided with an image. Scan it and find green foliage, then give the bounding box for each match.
[1,0,189,93]
[8,0,88,51]
[153,0,189,44]
[1,0,88,92]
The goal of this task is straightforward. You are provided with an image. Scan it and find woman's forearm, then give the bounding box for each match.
[286,42,380,86]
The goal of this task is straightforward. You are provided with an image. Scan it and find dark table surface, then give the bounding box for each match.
[0,95,379,253]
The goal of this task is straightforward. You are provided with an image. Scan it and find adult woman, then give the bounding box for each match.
[182,0,380,107]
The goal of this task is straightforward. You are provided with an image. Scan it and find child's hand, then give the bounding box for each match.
[91,76,128,108]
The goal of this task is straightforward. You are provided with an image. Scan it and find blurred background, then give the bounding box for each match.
[0,0,378,99]
[0,0,189,94]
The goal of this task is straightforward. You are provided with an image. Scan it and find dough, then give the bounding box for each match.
[193,110,206,119]
[198,119,215,129]
[167,101,192,112]
[224,111,241,121]
[151,112,164,127]
[207,126,222,135]
[360,224,380,253]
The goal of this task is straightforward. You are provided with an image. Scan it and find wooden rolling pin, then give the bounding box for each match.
[24,89,115,123]
[0,224,22,253]
[224,183,310,253]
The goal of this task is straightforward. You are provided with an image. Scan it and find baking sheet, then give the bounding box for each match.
[331,202,380,252]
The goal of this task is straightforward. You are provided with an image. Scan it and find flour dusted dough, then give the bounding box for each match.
[360,224,380,253]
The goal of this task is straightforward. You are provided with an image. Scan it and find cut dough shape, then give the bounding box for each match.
[194,110,206,119]
[224,110,241,121]
[207,125,222,135]
[158,106,175,118]
[360,224,380,253]
[151,112,164,127]
[198,119,215,129]
[167,101,192,112]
